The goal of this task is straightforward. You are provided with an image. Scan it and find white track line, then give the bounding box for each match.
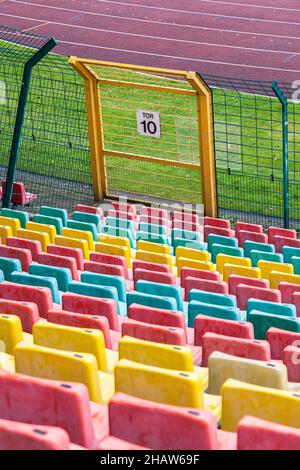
[94,0,300,25]
[2,12,299,56]
[183,0,300,12]
[7,0,300,41]
[53,38,300,74]
[9,0,300,26]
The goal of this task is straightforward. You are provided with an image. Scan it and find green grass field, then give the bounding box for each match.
[0,43,299,224]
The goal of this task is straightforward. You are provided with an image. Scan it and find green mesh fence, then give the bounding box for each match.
[0,25,93,214]
[204,75,299,229]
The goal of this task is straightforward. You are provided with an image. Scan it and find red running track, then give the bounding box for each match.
[0,0,300,83]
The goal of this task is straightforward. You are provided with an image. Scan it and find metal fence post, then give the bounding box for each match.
[272,81,289,229]
[2,37,57,209]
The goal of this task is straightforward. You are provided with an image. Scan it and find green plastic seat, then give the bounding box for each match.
[247,298,296,319]
[0,209,29,228]
[73,211,101,232]
[249,310,300,339]
[171,229,201,242]
[136,231,170,246]
[189,289,236,307]
[138,222,168,236]
[126,291,177,311]
[105,217,135,234]
[40,206,68,226]
[67,220,98,242]
[33,214,63,235]
[173,238,205,252]
[207,234,238,252]
[282,246,300,264]
[291,256,300,275]
[0,257,22,281]
[244,241,275,259]
[210,244,243,263]
[250,250,283,267]
[29,264,72,292]
[103,225,135,248]
[10,271,60,304]
[188,301,241,327]
[136,280,183,311]
[81,271,126,302]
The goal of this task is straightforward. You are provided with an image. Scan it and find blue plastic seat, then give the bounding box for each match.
[188,301,241,327]
[29,264,72,292]
[40,206,68,226]
[81,271,126,302]
[247,298,296,319]
[10,272,60,304]
[189,289,236,307]
[33,214,63,235]
[243,241,275,259]
[136,279,183,311]
[127,291,177,311]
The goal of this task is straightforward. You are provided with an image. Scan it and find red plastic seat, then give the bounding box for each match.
[266,327,300,360]
[0,299,39,333]
[121,318,186,346]
[108,393,236,450]
[283,345,300,382]
[194,315,254,347]
[6,237,41,262]
[273,235,300,253]
[204,216,230,229]
[237,416,300,450]
[0,419,84,450]
[204,225,233,242]
[134,268,176,287]
[228,275,269,296]
[38,252,79,281]
[0,245,32,272]
[181,267,220,290]
[237,230,267,248]
[236,284,281,310]
[268,226,296,245]
[47,244,84,271]
[75,204,103,217]
[201,332,270,366]
[185,277,228,301]
[47,309,113,349]
[0,281,53,318]
[235,222,263,235]
[62,292,120,331]
[2,180,37,206]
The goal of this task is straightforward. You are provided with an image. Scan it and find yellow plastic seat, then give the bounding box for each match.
[0,352,15,372]
[55,235,90,260]
[223,264,261,283]
[137,240,170,255]
[115,359,221,419]
[0,314,32,355]
[176,246,210,264]
[33,322,118,373]
[0,226,13,245]
[176,258,214,277]
[270,271,300,289]
[14,343,114,404]
[208,351,299,395]
[136,250,173,268]
[95,242,131,268]
[0,216,20,236]
[62,227,94,251]
[221,378,300,432]
[119,335,208,390]
[257,260,293,281]
[98,234,131,252]
[216,254,251,275]
[17,228,50,252]
[26,221,57,244]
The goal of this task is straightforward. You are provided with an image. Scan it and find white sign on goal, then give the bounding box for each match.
[136,109,161,138]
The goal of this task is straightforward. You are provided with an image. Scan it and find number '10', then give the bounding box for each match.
[141,120,157,134]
